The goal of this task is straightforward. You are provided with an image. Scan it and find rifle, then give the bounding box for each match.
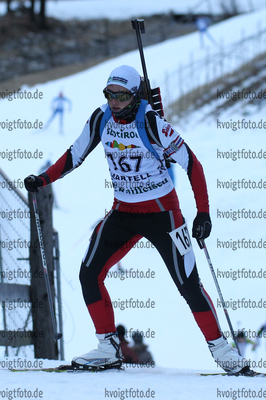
[131,18,164,117]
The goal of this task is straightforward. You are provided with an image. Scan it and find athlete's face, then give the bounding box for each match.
[106,84,133,114]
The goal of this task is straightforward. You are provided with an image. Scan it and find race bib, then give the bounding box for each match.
[169,222,192,256]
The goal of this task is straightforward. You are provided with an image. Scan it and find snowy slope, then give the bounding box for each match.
[1,364,266,400]
[1,0,266,19]
[1,7,266,400]
[42,0,266,20]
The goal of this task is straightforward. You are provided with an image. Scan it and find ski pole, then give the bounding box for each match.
[32,192,62,342]
[197,239,241,355]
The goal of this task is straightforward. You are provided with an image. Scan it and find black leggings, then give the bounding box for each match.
[79,209,221,340]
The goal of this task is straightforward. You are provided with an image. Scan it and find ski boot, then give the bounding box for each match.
[72,332,122,371]
[208,335,252,375]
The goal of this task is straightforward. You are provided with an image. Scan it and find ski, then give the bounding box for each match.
[199,371,266,377]
[10,366,266,376]
[11,362,124,373]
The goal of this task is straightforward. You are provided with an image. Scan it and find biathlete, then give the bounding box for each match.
[25,65,250,374]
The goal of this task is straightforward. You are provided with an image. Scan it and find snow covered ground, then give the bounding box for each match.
[1,0,266,20]
[1,363,266,400]
[1,5,266,399]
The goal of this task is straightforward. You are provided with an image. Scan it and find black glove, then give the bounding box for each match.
[24,175,44,192]
[192,212,212,240]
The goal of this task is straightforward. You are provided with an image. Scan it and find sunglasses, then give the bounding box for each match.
[103,89,133,102]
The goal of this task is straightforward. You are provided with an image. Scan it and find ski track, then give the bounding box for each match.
[1,365,266,400]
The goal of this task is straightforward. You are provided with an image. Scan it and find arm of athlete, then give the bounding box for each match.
[24,108,103,192]
[149,112,211,239]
